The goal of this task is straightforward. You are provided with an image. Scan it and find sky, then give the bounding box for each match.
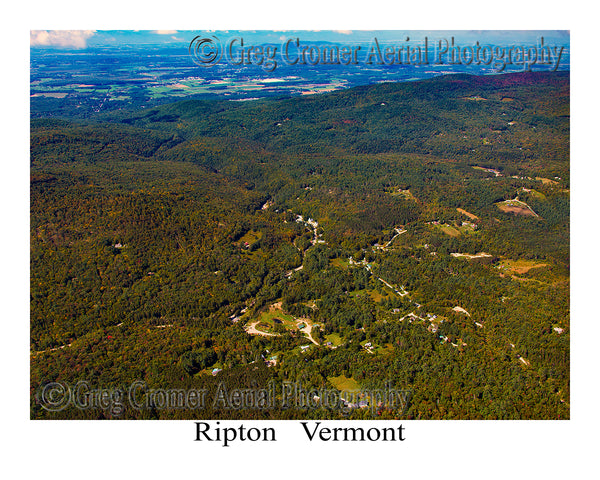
[30,29,570,50]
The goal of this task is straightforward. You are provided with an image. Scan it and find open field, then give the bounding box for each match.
[456,208,479,220]
[386,187,417,201]
[496,198,539,217]
[328,375,361,393]
[349,287,393,303]
[238,229,263,246]
[451,252,493,260]
[498,259,549,275]
[462,95,487,101]
[521,188,546,200]
[536,177,559,186]
[368,288,393,302]
[244,320,280,337]
[440,225,461,237]
[244,302,320,344]
[330,257,349,269]
[31,92,69,98]
[325,333,343,347]
[472,165,501,176]
[434,222,476,237]
[375,343,394,355]
[255,304,296,329]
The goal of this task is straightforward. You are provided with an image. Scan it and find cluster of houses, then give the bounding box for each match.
[362,342,374,354]
[261,351,278,367]
[426,219,476,231]
[295,214,325,245]
[339,392,371,410]
[397,310,473,349]
[343,398,370,409]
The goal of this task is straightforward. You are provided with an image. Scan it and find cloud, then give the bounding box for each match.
[153,30,178,35]
[30,30,95,49]
[334,30,352,35]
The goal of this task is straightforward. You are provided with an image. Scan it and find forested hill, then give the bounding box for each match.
[33,71,569,179]
[127,71,568,159]
[31,71,569,420]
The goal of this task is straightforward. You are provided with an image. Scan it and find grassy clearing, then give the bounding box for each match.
[432,222,475,237]
[457,208,479,220]
[369,289,389,302]
[496,199,538,217]
[328,375,361,393]
[472,166,501,176]
[451,252,492,260]
[536,177,559,186]
[386,187,417,201]
[462,95,487,101]
[31,92,69,98]
[522,188,546,200]
[375,343,394,355]
[251,303,319,342]
[325,333,343,346]
[330,257,349,269]
[349,288,390,303]
[348,288,367,298]
[440,225,461,237]
[148,86,174,96]
[256,321,274,332]
[498,259,548,275]
[239,230,262,246]
[256,308,296,330]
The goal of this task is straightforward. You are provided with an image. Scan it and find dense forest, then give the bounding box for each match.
[31,72,569,419]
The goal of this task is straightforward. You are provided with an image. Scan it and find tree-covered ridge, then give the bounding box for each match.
[31,72,569,419]
[98,71,568,169]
